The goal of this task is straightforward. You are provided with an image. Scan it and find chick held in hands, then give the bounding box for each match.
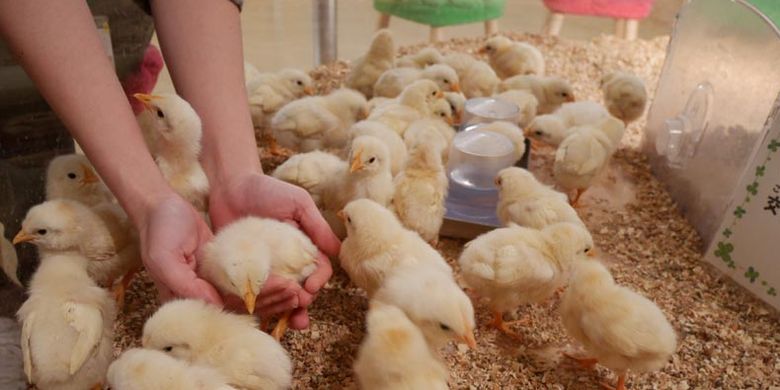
[107,348,238,390]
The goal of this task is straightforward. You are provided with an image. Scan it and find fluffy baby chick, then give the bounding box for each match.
[106,348,237,390]
[373,64,460,98]
[396,47,443,69]
[354,302,450,390]
[392,143,448,244]
[244,61,262,90]
[46,154,112,207]
[525,101,610,147]
[134,93,209,211]
[561,259,677,390]
[142,299,292,390]
[601,71,648,125]
[553,116,626,206]
[444,92,467,126]
[338,199,451,296]
[374,264,475,350]
[495,167,585,229]
[499,75,574,114]
[368,79,445,135]
[0,222,21,286]
[346,29,395,98]
[17,251,115,390]
[494,89,538,127]
[200,218,272,315]
[272,150,347,206]
[444,53,499,98]
[403,119,454,162]
[272,88,368,152]
[458,222,593,339]
[479,121,526,162]
[350,120,408,176]
[480,36,545,79]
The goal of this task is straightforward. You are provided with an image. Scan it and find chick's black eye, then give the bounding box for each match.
[443,79,449,84]
[534,130,543,136]
[37,229,47,235]
[297,80,303,86]
[156,109,165,119]
[368,157,376,163]
[439,323,451,331]
[347,217,352,223]
[67,172,77,179]
[440,112,446,117]
[163,346,173,352]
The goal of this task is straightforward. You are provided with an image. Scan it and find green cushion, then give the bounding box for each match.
[374,0,506,27]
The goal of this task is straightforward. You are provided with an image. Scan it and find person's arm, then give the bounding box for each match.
[0,0,221,304]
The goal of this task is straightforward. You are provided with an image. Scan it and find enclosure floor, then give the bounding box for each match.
[115,33,780,389]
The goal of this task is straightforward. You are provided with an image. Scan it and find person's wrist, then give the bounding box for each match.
[123,186,181,232]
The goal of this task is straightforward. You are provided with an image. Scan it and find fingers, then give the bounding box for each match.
[153,257,223,306]
[257,295,299,317]
[303,252,332,295]
[288,308,310,330]
[296,198,341,257]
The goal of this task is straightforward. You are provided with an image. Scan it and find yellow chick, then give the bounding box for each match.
[368,79,445,135]
[46,154,113,207]
[244,61,262,91]
[494,89,538,127]
[601,71,648,125]
[354,302,450,390]
[495,167,586,230]
[373,264,476,350]
[346,29,396,98]
[134,93,209,212]
[480,36,545,79]
[396,47,443,69]
[0,222,21,286]
[458,222,593,339]
[350,120,408,176]
[525,101,611,147]
[143,299,292,390]
[271,88,368,152]
[199,217,273,315]
[106,348,238,390]
[444,92,467,126]
[479,121,526,162]
[561,259,677,390]
[373,64,460,98]
[499,75,575,114]
[444,53,499,98]
[272,150,347,206]
[338,199,451,296]
[403,118,453,163]
[391,143,448,244]
[553,116,626,206]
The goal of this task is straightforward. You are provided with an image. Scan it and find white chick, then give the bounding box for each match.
[338,199,451,296]
[480,36,545,78]
[199,218,272,315]
[499,75,575,114]
[272,150,347,206]
[392,143,448,244]
[0,222,21,286]
[373,264,475,350]
[561,259,677,390]
[373,64,460,98]
[601,71,648,125]
[444,92,467,126]
[244,61,262,91]
[346,29,395,98]
[368,79,444,135]
[444,53,499,98]
[271,88,368,152]
[479,121,526,162]
[396,47,443,69]
[17,251,115,390]
[525,101,610,147]
[46,154,113,207]
[495,167,585,229]
[403,119,453,162]
[350,120,408,176]
[458,222,593,339]
[494,89,538,127]
[106,348,238,390]
[354,302,450,390]
[134,93,209,211]
[142,299,292,390]
[553,116,626,206]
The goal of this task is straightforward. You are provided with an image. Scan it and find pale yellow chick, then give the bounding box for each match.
[479,121,526,162]
[350,120,408,176]
[601,71,648,125]
[561,259,677,390]
[444,92,467,126]
[553,116,626,205]
[458,222,593,339]
[494,89,538,127]
[0,222,21,287]
[272,150,347,206]
[396,47,443,69]
[444,53,499,98]
[346,29,395,98]
[403,118,454,162]
[499,75,575,114]
[480,36,545,79]
[338,199,452,296]
[271,88,368,152]
[525,101,610,147]
[142,299,292,390]
[106,348,238,390]
[373,64,460,98]
[46,154,113,207]
[495,167,586,229]
[354,302,449,390]
[367,79,445,135]
[134,93,209,211]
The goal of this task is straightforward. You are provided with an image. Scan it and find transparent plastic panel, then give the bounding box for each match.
[642,0,780,246]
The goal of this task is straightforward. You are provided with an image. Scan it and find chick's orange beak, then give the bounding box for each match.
[477,46,487,54]
[303,86,315,96]
[336,210,346,221]
[587,248,597,258]
[454,112,462,126]
[461,330,477,349]
[450,83,461,93]
[350,149,364,173]
[80,164,99,185]
[435,90,444,99]
[133,93,162,111]
[243,279,256,314]
[566,94,576,102]
[12,231,35,245]
[444,115,454,126]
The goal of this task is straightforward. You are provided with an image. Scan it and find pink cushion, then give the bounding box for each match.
[122,45,165,115]
[542,0,653,19]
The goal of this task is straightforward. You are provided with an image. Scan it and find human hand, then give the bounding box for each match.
[209,172,339,329]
